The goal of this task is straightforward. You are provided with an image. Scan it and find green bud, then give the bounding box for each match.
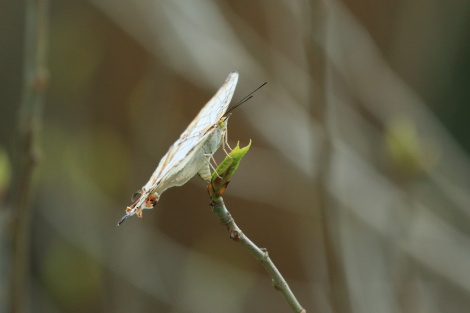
[208,140,251,199]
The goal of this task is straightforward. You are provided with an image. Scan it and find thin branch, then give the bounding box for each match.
[210,197,306,313]
[2,0,50,312]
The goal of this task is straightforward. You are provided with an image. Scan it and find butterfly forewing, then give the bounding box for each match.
[119,72,239,224]
[149,72,239,188]
[180,72,239,142]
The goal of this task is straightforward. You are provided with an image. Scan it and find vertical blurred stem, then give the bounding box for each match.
[306,2,352,312]
[2,1,49,312]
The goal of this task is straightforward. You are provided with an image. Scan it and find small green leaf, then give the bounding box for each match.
[209,140,251,199]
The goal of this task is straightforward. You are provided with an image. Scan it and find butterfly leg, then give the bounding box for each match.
[225,128,233,151]
[198,154,221,181]
[211,156,218,167]
[204,153,223,179]
[222,129,234,158]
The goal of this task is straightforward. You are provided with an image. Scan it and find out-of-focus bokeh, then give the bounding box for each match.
[2,0,470,312]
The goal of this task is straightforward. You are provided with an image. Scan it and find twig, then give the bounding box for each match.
[210,197,306,313]
[3,0,50,312]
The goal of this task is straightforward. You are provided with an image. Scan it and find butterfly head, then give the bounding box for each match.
[117,189,159,225]
[218,113,231,128]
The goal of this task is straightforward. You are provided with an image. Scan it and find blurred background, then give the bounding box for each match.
[2,0,470,312]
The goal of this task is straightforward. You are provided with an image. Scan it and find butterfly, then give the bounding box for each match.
[118,72,239,225]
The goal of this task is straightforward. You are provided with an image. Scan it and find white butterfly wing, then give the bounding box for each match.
[119,72,239,224]
[150,71,239,187]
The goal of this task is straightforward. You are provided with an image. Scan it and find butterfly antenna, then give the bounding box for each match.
[224,82,267,116]
[117,213,131,226]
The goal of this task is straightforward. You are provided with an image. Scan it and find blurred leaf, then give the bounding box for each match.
[64,128,130,196]
[0,146,11,197]
[40,240,102,310]
[385,117,438,178]
[89,128,130,195]
[42,123,130,197]
[50,7,104,95]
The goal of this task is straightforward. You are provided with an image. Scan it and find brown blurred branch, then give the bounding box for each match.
[305,2,353,312]
[1,0,50,312]
[210,197,306,313]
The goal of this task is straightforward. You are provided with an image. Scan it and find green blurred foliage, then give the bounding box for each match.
[40,239,102,311]
[49,6,105,96]
[0,146,12,200]
[384,117,438,179]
